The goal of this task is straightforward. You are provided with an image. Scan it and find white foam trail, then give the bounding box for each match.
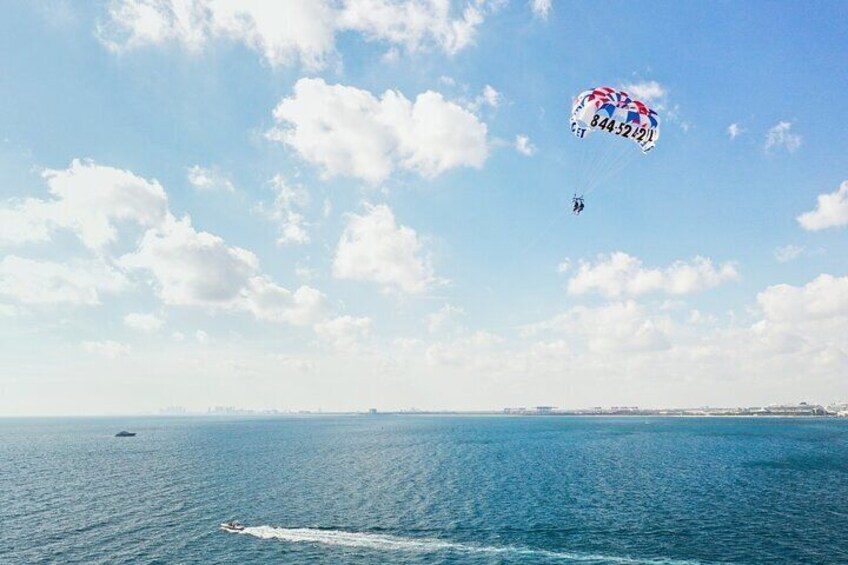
[234,526,719,565]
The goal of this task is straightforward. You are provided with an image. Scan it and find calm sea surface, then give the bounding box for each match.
[1,416,847,564]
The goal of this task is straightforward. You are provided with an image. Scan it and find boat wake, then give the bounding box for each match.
[233,525,718,565]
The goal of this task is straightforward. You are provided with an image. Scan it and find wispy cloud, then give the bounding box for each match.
[621,80,667,105]
[83,340,131,358]
[765,121,802,153]
[187,165,234,192]
[0,256,128,305]
[774,245,804,263]
[622,80,690,131]
[255,175,310,246]
[426,304,465,333]
[727,123,744,139]
[514,135,536,156]
[530,0,552,19]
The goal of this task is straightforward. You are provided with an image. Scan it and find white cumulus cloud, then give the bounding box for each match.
[426,330,503,368]
[268,78,488,183]
[748,274,848,371]
[0,199,54,246]
[0,256,129,305]
[3,159,327,326]
[123,312,163,332]
[241,277,327,326]
[121,214,259,306]
[333,204,442,294]
[120,214,326,324]
[523,301,672,354]
[757,274,848,324]
[314,315,372,352]
[99,0,498,69]
[567,252,738,298]
[0,159,168,250]
[573,301,672,354]
[797,181,848,231]
[339,0,496,56]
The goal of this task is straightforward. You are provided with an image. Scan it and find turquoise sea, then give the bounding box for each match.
[2,416,847,564]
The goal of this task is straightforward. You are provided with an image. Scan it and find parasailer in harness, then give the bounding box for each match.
[572,194,585,215]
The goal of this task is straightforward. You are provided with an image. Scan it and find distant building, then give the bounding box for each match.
[609,406,640,414]
[827,402,848,416]
[751,403,828,416]
[535,406,555,414]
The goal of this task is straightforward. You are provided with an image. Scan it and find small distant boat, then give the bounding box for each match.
[115,431,136,437]
[220,521,245,532]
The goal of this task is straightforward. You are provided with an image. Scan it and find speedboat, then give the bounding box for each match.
[115,431,136,437]
[220,521,245,532]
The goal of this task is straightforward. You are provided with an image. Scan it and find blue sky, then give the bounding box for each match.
[1,0,846,415]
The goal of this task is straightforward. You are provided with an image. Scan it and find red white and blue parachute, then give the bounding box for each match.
[570,86,660,153]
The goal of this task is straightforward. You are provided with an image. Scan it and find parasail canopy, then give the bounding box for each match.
[570,86,661,154]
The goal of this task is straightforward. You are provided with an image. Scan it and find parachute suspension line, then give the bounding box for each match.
[582,140,637,198]
[521,203,571,255]
[521,176,576,254]
[584,133,630,195]
[575,133,617,196]
[587,145,639,197]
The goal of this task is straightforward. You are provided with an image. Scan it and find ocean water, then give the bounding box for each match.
[1,416,847,564]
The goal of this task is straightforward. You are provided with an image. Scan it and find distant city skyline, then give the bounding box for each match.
[154,400,848,418]
[1,1,846,415]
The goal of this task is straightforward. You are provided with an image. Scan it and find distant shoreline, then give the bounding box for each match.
[6,411,845,419]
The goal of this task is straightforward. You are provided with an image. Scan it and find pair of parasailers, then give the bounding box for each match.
[572,194,585,215]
